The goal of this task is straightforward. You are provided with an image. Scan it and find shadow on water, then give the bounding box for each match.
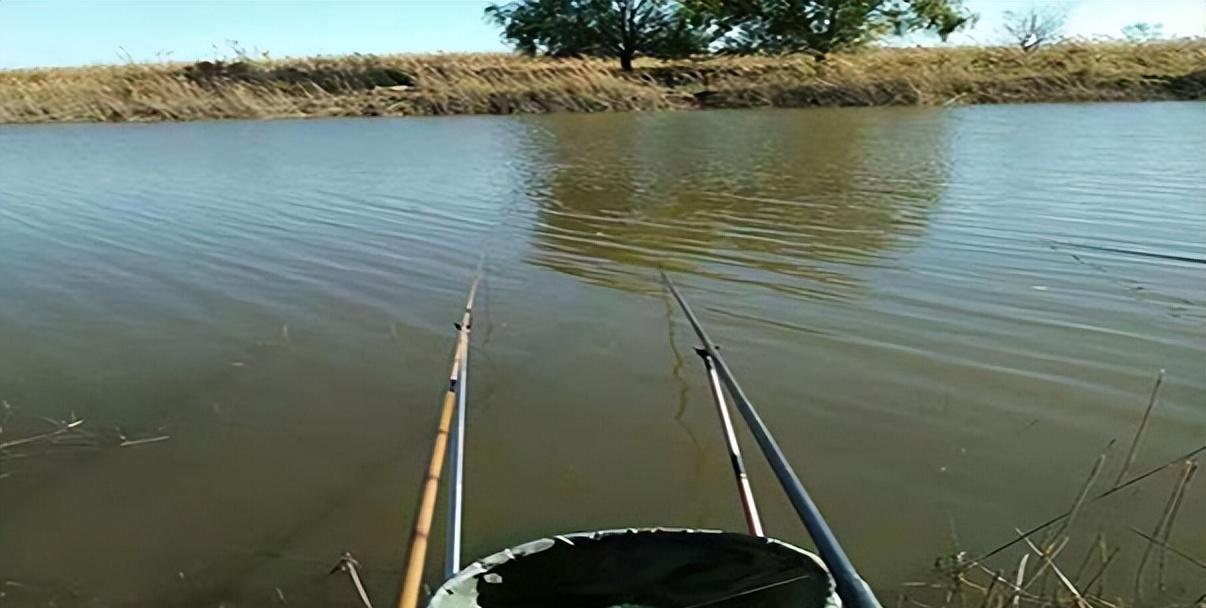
[514,108,952,298]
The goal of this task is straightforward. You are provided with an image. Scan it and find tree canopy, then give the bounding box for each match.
[1121,22,1164,43]
[484,0,713,70]
[485,0,976,69]
[689,0,974,55]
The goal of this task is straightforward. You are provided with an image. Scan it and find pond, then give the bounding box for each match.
[1,102,1203,606]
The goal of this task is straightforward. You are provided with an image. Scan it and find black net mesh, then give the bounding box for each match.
[429,528,838,608]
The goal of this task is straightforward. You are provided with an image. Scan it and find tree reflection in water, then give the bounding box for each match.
[516,108,951,298]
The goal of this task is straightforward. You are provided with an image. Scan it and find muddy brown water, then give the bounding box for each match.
[1,103,1203,607]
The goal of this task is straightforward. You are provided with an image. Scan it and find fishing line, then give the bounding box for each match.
[1053,241,1206,265]
[1044,240,1202,323]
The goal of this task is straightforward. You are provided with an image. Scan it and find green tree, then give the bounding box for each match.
[1121,22,1164,43]
[688,0,975,55]
[484,0,712,71]
[483,0,598,58]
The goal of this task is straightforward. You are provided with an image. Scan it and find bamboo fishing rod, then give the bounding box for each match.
[396,273,481,608]
[661,271,883,608]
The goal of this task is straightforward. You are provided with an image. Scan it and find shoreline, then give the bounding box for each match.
[1,42,1203,124]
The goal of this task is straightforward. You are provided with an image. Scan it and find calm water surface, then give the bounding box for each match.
[1,103,1203,606]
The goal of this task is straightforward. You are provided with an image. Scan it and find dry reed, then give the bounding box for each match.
[330,552,374,608]
[1116,372,1165,487]
[1,41,1203,124]
[908,370,1204,608]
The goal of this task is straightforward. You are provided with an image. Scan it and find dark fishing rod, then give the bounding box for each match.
[661,271,882,608]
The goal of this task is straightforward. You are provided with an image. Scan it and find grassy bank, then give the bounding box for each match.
[1,41,1203,124]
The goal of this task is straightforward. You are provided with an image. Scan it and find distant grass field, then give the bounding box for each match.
[1,41,1203,123]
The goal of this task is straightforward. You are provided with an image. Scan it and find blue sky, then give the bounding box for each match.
[0,0,1202,69]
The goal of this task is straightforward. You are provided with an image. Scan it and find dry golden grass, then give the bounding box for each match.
[1,41,1203,123]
